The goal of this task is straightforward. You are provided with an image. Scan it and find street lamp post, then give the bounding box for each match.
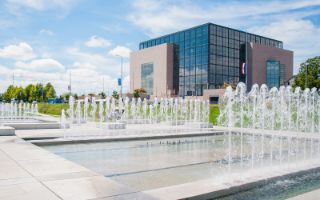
[121,56,123,98]
[305,65,308,89]
[116,55,123,98]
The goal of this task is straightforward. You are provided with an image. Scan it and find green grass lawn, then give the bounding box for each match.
[38,103,69,117]
[38,103,220,124]
[209,104,220,125]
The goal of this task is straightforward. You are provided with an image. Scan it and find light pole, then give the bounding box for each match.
[69,71,72,95]
[305,65,308,89]
[116,55,123,98]
[102,77,105,95]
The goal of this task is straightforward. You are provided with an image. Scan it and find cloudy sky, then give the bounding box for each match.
[0,0,319,95]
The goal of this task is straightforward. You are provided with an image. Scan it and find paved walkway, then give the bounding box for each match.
[0,136,155,200]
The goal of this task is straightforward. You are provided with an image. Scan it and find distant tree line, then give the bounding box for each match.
[0,82,56,102]
[58,90,118,102]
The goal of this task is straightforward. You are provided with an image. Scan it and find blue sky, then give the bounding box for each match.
[0,0,319,95]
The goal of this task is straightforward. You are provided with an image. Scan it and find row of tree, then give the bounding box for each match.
[58,91,120,101]
[0,83,56,102]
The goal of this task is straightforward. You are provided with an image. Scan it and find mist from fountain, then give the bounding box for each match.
[216,82,320,183]
[65,96,211,128]
[0,101,39,121]
[218,83,320,133]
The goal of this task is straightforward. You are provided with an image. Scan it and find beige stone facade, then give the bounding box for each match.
[246,42,293,88]
[130,43,175,97]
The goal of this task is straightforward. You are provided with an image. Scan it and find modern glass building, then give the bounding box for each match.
[132,23,293,97]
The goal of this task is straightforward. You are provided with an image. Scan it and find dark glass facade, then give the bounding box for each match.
[139,23,283,96]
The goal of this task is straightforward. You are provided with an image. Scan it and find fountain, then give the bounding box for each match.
[67,95,212,130]
[218,83,320,133]
[0,100,39,121]
[0,100,61,130]
[216,82,320,183]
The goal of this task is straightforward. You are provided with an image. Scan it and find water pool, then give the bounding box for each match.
[216,170,320,200]
[39,133,320,197]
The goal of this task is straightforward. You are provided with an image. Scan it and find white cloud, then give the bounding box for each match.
[0,63,65,93]
[40,29,54,36]
[66,47,119,75]
[65,68,120,95]
[6,0,75,11]
[72,62,96,70]
[15,58,65,72]
[63,47,130,94]
[0,61,122,95]
[128,0,320,37]
[0,44,131,95]
[108,46,131,58]
[67,47,130,76]
[85,35,112,48]
[0,42,36,61]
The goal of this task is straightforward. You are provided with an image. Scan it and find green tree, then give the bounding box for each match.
[98,92,106,98]
[24,84,32,102]
[73,93,78,100]
[2,85,24,102]
[3,82,57,102]
[293,56,320,89]
[44,82,56,101]
[112,90,119,99]
[29,85,38,102]
[3,85,15,101]
[35,83,44,102]
[60,93,70,102]
[15,87,25,101]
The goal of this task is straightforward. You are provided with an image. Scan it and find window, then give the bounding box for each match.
[185,31,190,39]
[179,76,185,85]
[280,64,286,85]
[217,55,223,65]
[210,35,216,44]
[141,63,154,95]
[217,26,223,36]
[210,54,216,64]
[240,32,246,42]
[179,67,184,76]
[234,31,240,40]
[210,25,216,35]
[217,36,223,46]
[222,37,228,46]
[222,28,228,37]
[210,45,217,54]
[229,30,234,39]
[266,60,280,88]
